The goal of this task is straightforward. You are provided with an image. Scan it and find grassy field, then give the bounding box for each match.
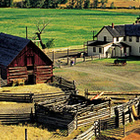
[0,8,139,48]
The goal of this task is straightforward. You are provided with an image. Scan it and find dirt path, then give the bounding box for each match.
[122,120,140,140]
[66,66,140,89]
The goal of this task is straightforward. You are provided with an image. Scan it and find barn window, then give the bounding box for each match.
[129,36,132,42]
[93,47,96,52]
[139,47,140,53]
[99,48,102,53]
[116,37,119,41]
[136,36,139,42]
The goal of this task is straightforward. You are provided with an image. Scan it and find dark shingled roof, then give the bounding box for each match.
[125,24,140,36]
[0,33,30,67]
[96,24,140,37]
[105,25,125,37]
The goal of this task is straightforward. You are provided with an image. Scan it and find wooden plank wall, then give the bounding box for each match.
[35,65,53,83]
[7,67,28,84]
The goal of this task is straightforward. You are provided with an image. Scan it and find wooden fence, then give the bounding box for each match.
[74,120,100,140]
[74,96,140,139]
[0,92,34,103]
[52,75,77,94]
[0,113,32,125]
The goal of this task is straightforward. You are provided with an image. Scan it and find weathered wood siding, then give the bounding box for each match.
[7,42,53,84]
[35,65,53,83]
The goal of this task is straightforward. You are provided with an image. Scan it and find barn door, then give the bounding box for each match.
[27,56,34,66]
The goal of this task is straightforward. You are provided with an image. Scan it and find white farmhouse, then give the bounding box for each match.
[86,22,140,58]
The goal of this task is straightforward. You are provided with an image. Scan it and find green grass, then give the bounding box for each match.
[0,8,139,48]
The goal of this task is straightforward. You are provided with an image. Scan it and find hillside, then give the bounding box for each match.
[13,0,140,8]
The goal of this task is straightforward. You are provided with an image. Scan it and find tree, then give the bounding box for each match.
[34,21,50,49]
[23,0,30,8]
[110,2,115,9]
[93,0,99,8]
[46,38,55,49]
[84,0,90,9]
[100,0,108,8]
[43,0,51,8]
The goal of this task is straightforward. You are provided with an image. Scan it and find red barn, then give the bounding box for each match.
[0,33,53,86]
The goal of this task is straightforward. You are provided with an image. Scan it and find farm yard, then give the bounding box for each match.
[1,8,140,140]
[0,57,140,139]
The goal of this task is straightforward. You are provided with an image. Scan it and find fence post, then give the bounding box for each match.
[75,111,78,130]
[52,51,55,65]
[128,107,132,123]
[30,108,34,123]
[74,57,77,65]
[109,98,111,117]
[115,108,119,128]
[34,103,37,122]
[25,129,27,140]
[67,49,70,65]
[83,55,85,62]
[59,77,62,85]
[138,100,140,116]
[123,111,126,137]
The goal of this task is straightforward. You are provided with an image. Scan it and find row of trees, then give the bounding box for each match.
[0,0,112,9]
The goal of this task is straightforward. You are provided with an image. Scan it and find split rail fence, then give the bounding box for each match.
[74,96,140,139]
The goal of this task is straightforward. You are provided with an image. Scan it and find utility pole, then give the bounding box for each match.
[26,26,28,39]
[0,68,1,88]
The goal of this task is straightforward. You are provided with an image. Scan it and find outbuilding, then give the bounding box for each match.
[0,33,53,86]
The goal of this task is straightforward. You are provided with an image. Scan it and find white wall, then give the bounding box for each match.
[97,28,113,42]
[88,43,113,57]
[113,37,124,43]
[123,36,140,56]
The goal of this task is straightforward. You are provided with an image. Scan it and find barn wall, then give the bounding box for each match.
[7,42,53,84]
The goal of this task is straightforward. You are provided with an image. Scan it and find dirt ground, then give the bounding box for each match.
[122,120,140,140]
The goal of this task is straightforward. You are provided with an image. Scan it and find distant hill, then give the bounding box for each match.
[107,0,140,8]
[13,0,140,8]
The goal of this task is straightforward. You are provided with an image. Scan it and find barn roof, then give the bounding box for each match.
[0,33,30,67]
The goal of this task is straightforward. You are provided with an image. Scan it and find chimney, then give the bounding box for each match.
[112,23,114,29]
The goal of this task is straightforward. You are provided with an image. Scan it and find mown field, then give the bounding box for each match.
[0,8,139,48]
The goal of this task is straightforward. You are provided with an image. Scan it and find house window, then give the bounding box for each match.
[136,36,139,42]
[104,36,107,42]
[116,37,119,41]
[99,48,102,53]
[129,36,132,42]
[123,36,126,41]
[93,47,96,52]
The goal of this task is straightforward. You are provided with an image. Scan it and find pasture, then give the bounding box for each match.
[0,8,139,48]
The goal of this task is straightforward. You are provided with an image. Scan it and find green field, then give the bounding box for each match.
[0,8,139,48]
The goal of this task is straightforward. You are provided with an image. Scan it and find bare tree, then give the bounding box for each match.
[34,20,50,49]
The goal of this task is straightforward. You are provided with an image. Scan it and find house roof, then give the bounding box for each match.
[0,33,30,67]
[106,25,125,37]
[125,24,140,36]
[112,42,131,48]
[96,24,140,37]
[87,41,112,47]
